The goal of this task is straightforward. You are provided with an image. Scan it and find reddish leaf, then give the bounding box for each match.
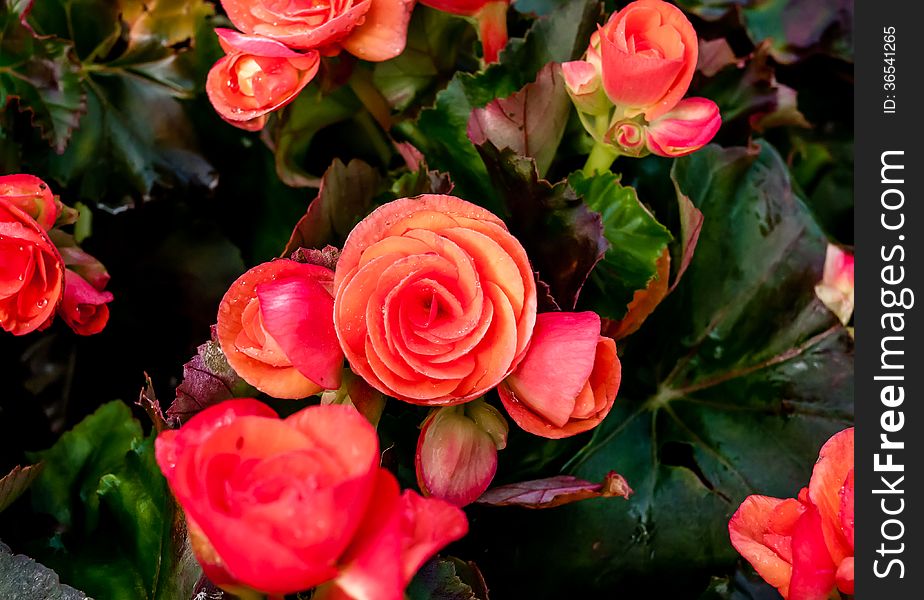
[476,471,632,509]
[289,245,342,271]
[467,62,571,177]
[0,463,43,514]
[474,143,609,310]
[167,334,256,426]
[669,186,704,293]
[137,373,168,433]
[282,159,382,256]
[697,38,738,77]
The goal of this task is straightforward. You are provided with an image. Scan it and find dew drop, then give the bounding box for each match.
[36,298,48,309]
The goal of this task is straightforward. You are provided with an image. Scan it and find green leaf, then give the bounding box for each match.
[373,6,477,114]
[468,142,853,596]
[571,171,673,320]
[0,464,43,514]
[273,85,362,188]
[28,401,142,529]
[27,401,200,600]
[0,0,85,152]
[0,541,91,600]
[401,0,602,205]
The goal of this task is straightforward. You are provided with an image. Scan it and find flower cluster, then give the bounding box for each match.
[729,428,854,599]
[206,0,416,130]
[161,194,622,596]
[563,0,721,160]
[206,0,514,129]
[1,175,113,336]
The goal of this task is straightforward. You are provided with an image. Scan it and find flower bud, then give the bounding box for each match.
[605,119,649,158]
[645,97,721,157]
[815,244,854,325]
[415,400,508,506]
[562,60,610,116]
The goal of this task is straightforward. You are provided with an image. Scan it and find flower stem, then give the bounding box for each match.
[348,66,392,131]
[583,141,618,175]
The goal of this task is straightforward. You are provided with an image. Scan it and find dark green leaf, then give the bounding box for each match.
[407,557,488,600]
[474,143,608,309]
[571,171,673,320]
[28,401,142,529]
[469,143,853,596]
[373,6,476,114]
[24,0,218,201]
[272,85,362,188]
[27,401,200,599]
[0,541,91,600]
[0,0,85,152]
[47,73,217,201]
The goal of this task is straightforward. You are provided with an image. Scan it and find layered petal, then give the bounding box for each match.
[645,97,721,157]
[807,428,854,565]
[0,174,58,230]
[58,269,114,335]
[333,195,537,405]
[0,201,65,335]
[597,0,699,120]
[217,259,342,398]
[155,401,392,596]
[206,30,320,131]
[341,0,415,62]
[728,495,806,598]
[789,503,837,600]
[499,312,621,438]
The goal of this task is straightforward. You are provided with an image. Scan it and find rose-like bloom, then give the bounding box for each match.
[221,0,415,61]
[598,0,698,121]
[0,200,65,335]
[155,400,468,599]
[217,259,344,399]
[0,174,58,230]
[645,97,722,157]
[333,195,537,405]
[498,312,621,439]
[729,428,854,599]
[416,400,508,506]
[206,29,321,131]
[58,270,114,336]
[815,244,854,326]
